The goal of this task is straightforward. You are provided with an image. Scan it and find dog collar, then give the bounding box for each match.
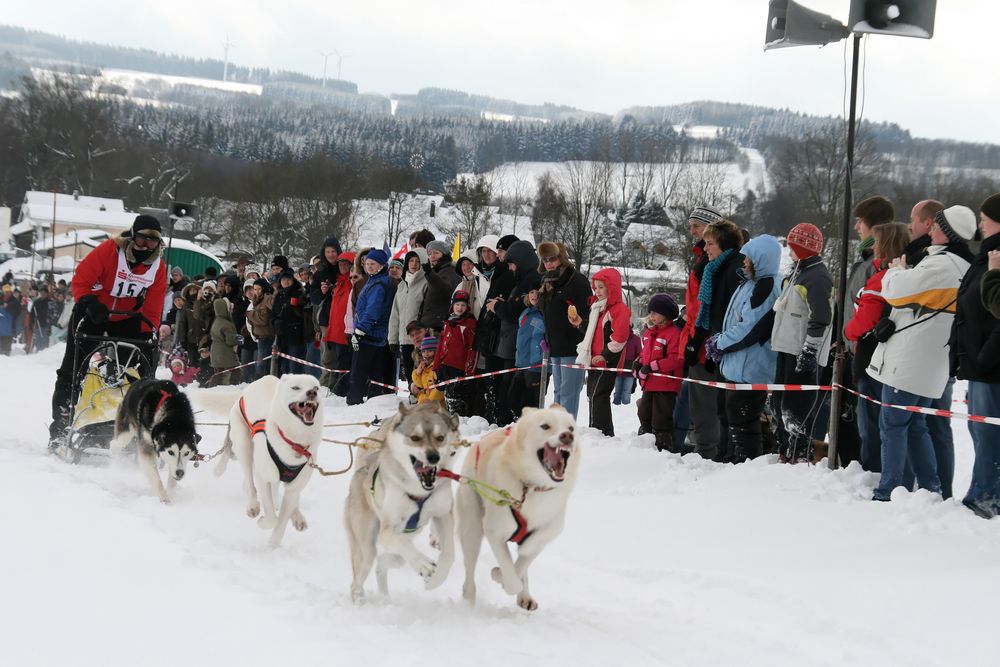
[154,389,172,415]
[239,397,311,460]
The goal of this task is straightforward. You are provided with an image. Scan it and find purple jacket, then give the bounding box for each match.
[623,330,641,363]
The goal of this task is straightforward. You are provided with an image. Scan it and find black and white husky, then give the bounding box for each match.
[111,378,200,504]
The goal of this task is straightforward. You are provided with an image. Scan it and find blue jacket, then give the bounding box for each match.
[515,306,545,369]
[0,296,20,337]
[718,235,782,383]
[353,269,392,346]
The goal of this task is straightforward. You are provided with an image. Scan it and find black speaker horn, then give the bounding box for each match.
[170,201,197,219]
[765,0,849,50]
[849,1,936,39]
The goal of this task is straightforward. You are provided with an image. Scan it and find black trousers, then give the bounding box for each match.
[347,343,383,405]
[508,370,546,418]
[724,389,769,462]
[474,356,514,426]
[637,390,677,452]
[400,344,416,383]
[50,304,147,441]
[770,352,825,461]
[586,368,618,437]
[329,342,353,396]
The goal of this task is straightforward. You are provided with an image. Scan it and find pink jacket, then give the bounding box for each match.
[638,323,682,393]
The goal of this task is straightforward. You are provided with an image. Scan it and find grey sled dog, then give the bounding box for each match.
[456,405,580,611]
[215,374,322,548]
[111,378,201,504]
[344,401,460,602]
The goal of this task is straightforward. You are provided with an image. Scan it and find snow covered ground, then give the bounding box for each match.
[3,347,999,666]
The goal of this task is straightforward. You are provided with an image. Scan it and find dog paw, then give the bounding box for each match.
[257,514,277,530]
[291,510,308,532]
[517,593,538,611]
[246,503,260,519]
[415,557,437,582]
[159,494,172,505]
[462,583,477,605]
[491,567,523,595]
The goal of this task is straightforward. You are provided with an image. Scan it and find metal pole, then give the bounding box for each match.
[827,33,861,470]
[538,352,550,409]
[51,189,57,277]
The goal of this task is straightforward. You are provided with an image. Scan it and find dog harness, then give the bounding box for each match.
[472,442,551,546]
[369,467,430,533]
[238,397,310,483]
[153,389,172,416]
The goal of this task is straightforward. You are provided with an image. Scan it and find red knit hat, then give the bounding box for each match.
[787,223,824,259]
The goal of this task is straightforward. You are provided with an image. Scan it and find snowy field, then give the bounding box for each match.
[466,148,773,202]
[2,346,999,667]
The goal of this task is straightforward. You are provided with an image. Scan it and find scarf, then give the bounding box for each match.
[695,248,734,330]
[857,236,875,256]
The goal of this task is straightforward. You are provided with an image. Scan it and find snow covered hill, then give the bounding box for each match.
[2,348,999,667]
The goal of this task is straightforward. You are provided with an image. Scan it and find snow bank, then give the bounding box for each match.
[2,347,998,666]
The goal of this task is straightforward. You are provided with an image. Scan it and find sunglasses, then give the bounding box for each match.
[542,256,559,264]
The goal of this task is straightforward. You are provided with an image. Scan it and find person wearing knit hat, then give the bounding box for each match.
[435,284,478,415]
[770,222,834,463]
[425,240,451,258]
[982,192,1000,225]
[934,205,977,244]
[866,205,974,503]
[646,293,679,321]
[953,193,1000,517]
[419,239,462,331]
[496,234,519,262]
[636,292,684,452]
[365,248,389,267]
[410,335,445,405]
[687,206,724,227]
[786,223,824,260]
[243,278,256,291]
[451,289,471,305]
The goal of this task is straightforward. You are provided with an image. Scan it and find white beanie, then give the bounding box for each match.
[936,205,977,243]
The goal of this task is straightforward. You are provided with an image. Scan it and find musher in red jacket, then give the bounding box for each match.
[48,215,168,448]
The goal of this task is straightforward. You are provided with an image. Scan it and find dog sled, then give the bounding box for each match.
[52,311,158,464]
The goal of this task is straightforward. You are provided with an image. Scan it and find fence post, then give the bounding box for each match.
[538,352,550,409]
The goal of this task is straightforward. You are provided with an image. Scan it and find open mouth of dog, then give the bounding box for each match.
[410,455,438,491]
[289,400,319,425]
[538,443,572,482]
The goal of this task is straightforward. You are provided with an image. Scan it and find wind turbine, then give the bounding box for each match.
[319,50,336,87]
[333,48,352,81]
[222,34,235,82]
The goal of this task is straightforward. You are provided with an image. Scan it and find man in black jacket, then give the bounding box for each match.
[952,193,1000,518]
[475,236,517,425]
[905,199,944,267]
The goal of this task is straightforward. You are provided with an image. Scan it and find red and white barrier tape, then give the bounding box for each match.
[261,353,997,425]
[207,354,272,380]
[428,363,544,390]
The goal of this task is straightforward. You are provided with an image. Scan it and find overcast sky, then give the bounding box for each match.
[6,0,999,144]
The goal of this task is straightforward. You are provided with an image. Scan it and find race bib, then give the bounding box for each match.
[109,249,161,299]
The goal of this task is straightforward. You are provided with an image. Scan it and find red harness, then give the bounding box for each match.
[470,440,549,546]
[238,397,312,483]
[154,389,172,415]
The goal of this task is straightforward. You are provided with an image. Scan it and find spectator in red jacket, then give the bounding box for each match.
[49,215,167,449]
[434,290,478,415]
[578,267,631,437]
[636,294,683,452]
[844,222,910,474]
[323,251,355,396]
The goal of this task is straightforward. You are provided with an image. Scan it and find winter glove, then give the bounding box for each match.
[705,334,724,365]
[422,263,432,274]
[683,342,700,367]
[234,334,245,346]
[352,330,366,351]
[389,343,400,356]
[795,341,820,375]
[81,296,109,325]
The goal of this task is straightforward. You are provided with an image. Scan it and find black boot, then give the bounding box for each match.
[654,432,675,453]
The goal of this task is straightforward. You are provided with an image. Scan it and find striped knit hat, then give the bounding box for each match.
[787,223,824,259]
[687,206,724,226]
[935,206,977,243]
[420,336,438,351]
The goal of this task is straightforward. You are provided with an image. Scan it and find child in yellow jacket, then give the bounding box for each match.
[410,336,445,405]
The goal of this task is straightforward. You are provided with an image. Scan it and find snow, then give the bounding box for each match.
[98,68,264,97]
[2,347,999,666]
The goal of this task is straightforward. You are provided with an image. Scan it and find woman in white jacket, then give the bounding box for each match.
[868,205,975,502]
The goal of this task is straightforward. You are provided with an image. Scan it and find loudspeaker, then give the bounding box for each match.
[170,201,197,219]
[849,1,936,38]
[765,0,849,50]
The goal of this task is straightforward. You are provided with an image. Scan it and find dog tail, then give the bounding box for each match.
[213,427,234,477]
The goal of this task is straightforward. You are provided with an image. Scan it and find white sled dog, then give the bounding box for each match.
[456,405,580,611]
[111,378,201,504]
[215,374,322,548]
[344,401,460,602]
